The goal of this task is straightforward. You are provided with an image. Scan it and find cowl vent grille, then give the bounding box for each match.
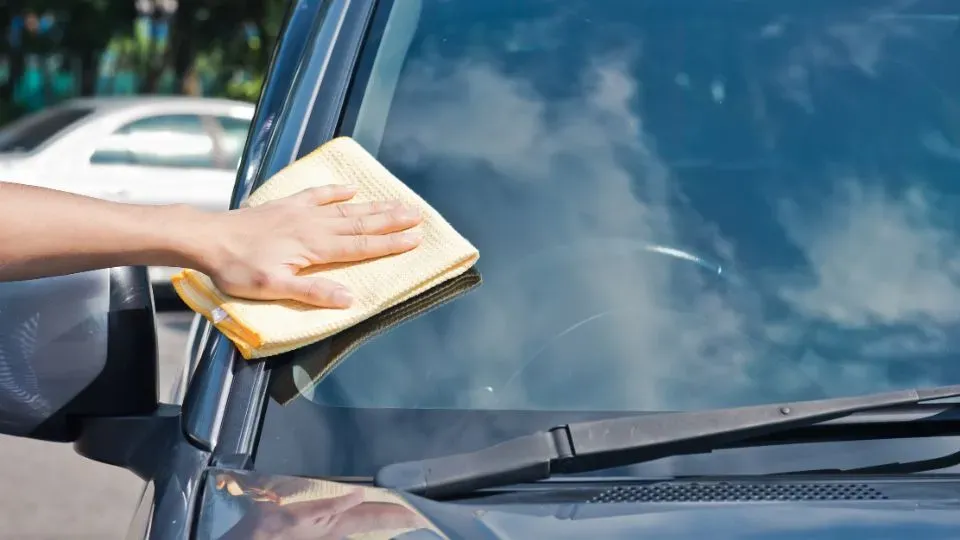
[589,482,888,503]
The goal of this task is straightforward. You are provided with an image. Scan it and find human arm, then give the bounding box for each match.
[0,182,423,307]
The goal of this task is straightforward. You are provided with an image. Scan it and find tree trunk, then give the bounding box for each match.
[247,0,270,67]
[140,13,161,93]
[168,4,196,95]
[78,48,99,96]
[0,4,20,113]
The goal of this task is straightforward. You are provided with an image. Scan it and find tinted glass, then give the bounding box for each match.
[0,106,93,152]
[90,114,216,168]
[256,0,960,478]
[215,116,252,170]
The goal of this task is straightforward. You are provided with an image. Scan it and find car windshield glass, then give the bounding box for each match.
[256,0,960,479]
[0,106,93,153]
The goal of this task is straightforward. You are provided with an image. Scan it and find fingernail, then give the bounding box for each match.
[400,230,423,246]
[331,287,354,307]
[340,184,358,194]
[395,207,421,221]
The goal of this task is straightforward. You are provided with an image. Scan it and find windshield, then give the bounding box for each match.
[256,0,960,479]
[0,106,93,153]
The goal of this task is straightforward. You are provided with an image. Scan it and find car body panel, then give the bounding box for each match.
[194,467,960,540]
[123,1,346,537]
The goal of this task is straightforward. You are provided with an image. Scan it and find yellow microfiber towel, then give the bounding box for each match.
[172,136,479,360]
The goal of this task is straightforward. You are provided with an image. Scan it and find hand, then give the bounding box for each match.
[196,185,423,307]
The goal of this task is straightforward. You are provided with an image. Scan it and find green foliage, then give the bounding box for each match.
[226,72,265,102]
[0,0,290,120]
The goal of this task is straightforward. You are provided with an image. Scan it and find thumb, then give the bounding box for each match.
[275,275,355,308]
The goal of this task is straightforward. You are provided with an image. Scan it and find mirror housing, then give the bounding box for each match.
[0,266,159,443]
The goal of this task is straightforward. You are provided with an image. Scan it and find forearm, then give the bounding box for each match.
[0,182,217,281]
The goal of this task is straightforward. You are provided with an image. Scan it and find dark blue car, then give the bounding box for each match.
[4,0,960,537]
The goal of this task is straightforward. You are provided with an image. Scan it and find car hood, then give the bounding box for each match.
[195,468,960,539]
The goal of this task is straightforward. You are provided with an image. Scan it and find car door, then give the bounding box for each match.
[85,113,233,211]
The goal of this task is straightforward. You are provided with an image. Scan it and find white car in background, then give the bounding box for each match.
[0,96,255,287]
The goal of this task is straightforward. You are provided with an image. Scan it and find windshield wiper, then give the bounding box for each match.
[779,446,960,476]
[374,385,960,498]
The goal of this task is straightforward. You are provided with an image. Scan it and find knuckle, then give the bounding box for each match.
[387,232,411,251]
[351,216,368,235]
[353,234,371,253]
[388,232,406,247]
[315,241,351,262]
[304,280,328,301]
[249,270,274,290]
[310,245,337,262]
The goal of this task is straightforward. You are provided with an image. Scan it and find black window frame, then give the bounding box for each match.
[181,0,378,470]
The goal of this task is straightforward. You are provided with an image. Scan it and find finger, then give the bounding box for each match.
[285,490,365,522]
[327,502,431,538]
[319,200,405,217]
[330,207,422,236]
[275,275,355,308]
[286,185,358,207]
[269,477,326,499]
[312,230,423,264]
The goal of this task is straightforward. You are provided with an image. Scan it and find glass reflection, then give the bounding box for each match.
[199,470,441,540]
[260,0,960,478]
[270,268,482,405]
[295,0,960,413]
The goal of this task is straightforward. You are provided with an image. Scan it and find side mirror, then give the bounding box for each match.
[0,266,159,443]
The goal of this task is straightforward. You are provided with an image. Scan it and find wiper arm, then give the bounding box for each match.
[374,385,960,498]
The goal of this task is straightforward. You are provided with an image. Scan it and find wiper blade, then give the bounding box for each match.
[779,446,960,476]
[374,385,960,498]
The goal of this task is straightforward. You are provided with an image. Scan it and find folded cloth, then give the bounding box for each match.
[172,136,479,360]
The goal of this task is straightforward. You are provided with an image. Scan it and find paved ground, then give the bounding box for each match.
[0,310,195,540]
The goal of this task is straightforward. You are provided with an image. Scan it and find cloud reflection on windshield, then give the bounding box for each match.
[378,52,757,411]
[258,0,960,481]
[331,4,960,414]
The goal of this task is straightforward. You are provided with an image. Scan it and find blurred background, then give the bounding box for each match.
[1,0,286,120]
[0,1,286,537]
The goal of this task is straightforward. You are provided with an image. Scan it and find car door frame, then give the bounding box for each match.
[187,0,380,467]
[129,0,379,538]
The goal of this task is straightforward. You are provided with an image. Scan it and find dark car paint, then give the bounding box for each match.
[193,467,960,540]
[118,0,960,538]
